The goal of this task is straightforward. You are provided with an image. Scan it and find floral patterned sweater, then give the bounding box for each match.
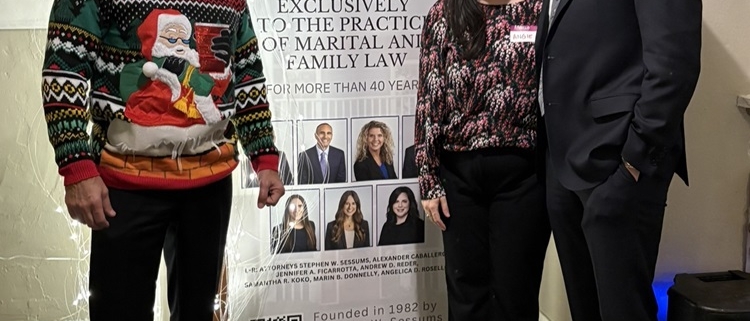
[415,0,542,199]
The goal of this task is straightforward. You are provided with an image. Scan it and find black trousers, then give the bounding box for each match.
[546,155,673,321]
[439,148,551,321]
[89,176,232,321]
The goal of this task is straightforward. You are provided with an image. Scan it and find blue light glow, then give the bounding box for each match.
[653,280,673,321]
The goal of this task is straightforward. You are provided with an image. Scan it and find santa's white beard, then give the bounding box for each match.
[152,42,201,68]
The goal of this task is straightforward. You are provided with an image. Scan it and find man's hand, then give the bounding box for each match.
[256,170,285,209]
[422,196,450,231]
[64,177,116,230]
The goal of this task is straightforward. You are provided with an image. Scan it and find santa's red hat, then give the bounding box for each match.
[137,9,192,60]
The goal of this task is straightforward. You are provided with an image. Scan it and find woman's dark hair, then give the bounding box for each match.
[444,0,486,59]
[385,187,420,225]
[277,194,316,252]
[331,191,366,243]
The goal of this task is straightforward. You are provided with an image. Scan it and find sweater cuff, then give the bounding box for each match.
[418,172,446,200]
[622,125,658,177]
[59,160,100,186]
[251,154,280,173]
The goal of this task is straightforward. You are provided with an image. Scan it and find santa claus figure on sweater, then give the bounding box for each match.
[120,9,232,128]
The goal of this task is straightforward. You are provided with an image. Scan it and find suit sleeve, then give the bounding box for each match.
[353,160,366,181]
[336,150,347,183]
[417,219,425,243]
[270,226,279,253]
[297,152,309,184]
[378,223,389,246]
[310,221,317,250]
[402,147,418,178]
[363,221,371,247]
[279,152,293,185]
[324,223,334,250]
[623,0,702,174]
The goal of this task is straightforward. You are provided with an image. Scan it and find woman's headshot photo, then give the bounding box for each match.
[271,193,319,253]
[377,186,425,246]
[352,119,398,181]
[324,189,372,250]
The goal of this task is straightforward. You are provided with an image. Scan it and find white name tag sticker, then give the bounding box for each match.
[510,25,537,43]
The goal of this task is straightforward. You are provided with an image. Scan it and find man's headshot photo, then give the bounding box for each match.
[298,121,347,184]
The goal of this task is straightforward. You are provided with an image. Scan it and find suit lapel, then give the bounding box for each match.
[536,0,550,73]
[548,0,571,34]
[368,157,381,178]
[328,149,339,169]
[307,148,322,179]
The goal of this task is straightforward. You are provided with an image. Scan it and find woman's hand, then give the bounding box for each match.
[422,196,450,231]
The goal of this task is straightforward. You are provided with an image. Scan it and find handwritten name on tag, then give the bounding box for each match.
[510,25,537,43]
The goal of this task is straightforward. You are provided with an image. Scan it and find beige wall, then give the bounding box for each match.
[0,30,79,320]
[0,30,174,321]
[1,1,749,320]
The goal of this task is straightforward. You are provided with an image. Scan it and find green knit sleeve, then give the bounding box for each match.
[41,0,104,185]
[230,5,279,173]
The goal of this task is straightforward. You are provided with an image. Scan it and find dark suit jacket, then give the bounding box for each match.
[244,151,293,188]
[402,145,417,179]
[324,220,370,250]
[297,146,346,184]
[535,0,702,190]
[378,216,424,246]
[353,154,398,181]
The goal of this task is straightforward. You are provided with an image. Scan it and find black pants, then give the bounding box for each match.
[439,148,550,321]
[546,155,673,321]
[89,176,232,321]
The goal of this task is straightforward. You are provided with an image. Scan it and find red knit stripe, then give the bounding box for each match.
[98,165,236,190]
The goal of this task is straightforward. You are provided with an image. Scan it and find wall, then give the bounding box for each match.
[1,1,749,320]
[0,28,168,321]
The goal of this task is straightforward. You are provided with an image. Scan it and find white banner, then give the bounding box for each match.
[226,0,447,321]
[0,0,54,30]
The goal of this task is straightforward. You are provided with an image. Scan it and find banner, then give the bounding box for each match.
[226,1,447,321]
[0,0,53,29]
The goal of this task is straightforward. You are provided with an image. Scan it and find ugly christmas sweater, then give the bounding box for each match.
[42,0,279,190]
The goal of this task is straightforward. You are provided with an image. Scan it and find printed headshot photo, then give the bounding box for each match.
[375,183,425,246]
[242,120,295,188]
[351,117,400,182]
[269,189,321,254]
[322,186,374,251]
[401,115,417,179]
[297,119,348,185]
